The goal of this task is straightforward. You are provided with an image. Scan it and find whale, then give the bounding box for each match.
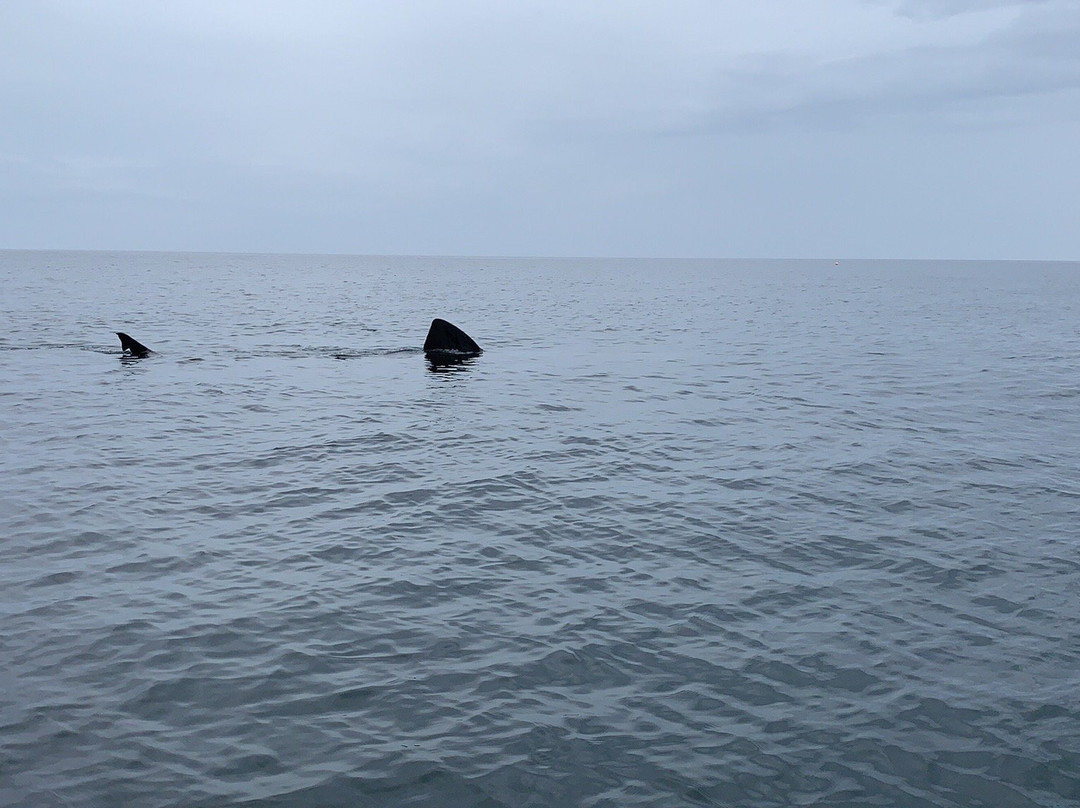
[116,332,152,357]
[423,318,482,357]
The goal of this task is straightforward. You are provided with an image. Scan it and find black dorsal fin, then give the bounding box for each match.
[423,319,482,354]
[116,332,152,357]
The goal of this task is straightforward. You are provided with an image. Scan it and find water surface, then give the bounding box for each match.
[2,252,1079,806]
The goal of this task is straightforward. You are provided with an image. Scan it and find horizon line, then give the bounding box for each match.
[1,247,1077,264]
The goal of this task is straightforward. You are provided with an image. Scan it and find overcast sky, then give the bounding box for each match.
[2,0,1077,258]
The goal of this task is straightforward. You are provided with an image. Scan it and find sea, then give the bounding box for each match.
[2,250,1079,808]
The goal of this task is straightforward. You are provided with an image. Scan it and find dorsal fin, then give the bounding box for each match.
[423,318,482,354]
[116,332,152,357]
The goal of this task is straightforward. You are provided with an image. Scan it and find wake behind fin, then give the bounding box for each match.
[116,332,152,357]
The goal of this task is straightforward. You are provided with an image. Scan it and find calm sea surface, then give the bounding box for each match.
[2,251,1079,807]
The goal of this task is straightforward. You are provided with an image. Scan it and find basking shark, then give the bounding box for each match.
[116,332,152,358]
[423,319,482,358]
[113,321,479,363]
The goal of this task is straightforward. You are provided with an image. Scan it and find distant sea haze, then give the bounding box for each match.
[2,251,1079,807]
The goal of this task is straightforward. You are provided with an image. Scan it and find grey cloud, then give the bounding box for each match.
[1,1,1077,257]
[691,2,1080,132]
[882,0,1052,21]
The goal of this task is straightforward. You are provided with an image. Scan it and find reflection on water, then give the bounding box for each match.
[426,353,481,373]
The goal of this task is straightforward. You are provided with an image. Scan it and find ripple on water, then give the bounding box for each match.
[3,254,1080,807]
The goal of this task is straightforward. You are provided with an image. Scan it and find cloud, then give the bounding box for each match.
[685,0,1080,132]
[0,0,1076,256]
[882,0,1051,21]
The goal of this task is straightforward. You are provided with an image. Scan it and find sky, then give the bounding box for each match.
[1,0,1078,258]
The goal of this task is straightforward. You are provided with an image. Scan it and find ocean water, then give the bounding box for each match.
[2,250,1079,808]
